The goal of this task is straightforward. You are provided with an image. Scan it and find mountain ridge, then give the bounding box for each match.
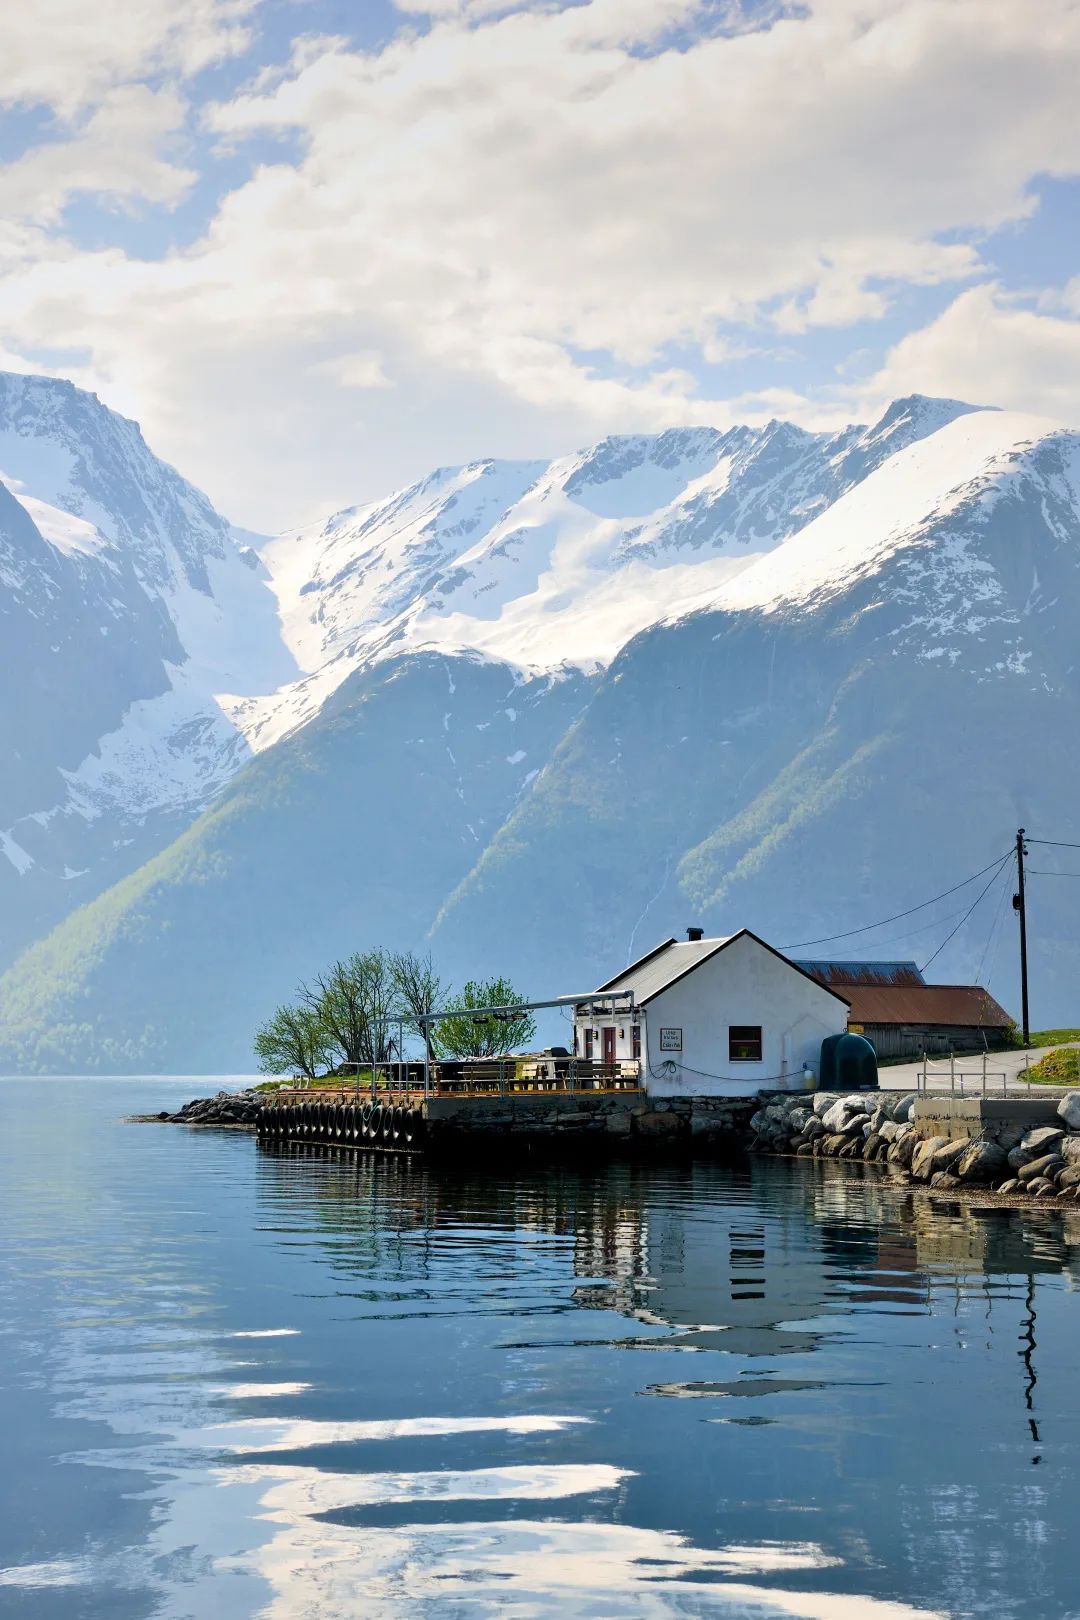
[0,375,1077,1069]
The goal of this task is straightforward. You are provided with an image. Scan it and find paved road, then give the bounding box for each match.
[875,1043,1078,1093]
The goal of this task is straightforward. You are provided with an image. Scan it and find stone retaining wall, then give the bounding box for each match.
[749,1087,1080,1200]
[423,1091,755,1147]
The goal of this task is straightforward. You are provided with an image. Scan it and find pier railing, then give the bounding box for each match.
[269,1057,642,1102]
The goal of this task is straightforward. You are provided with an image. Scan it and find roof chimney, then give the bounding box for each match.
[687,926,704,942]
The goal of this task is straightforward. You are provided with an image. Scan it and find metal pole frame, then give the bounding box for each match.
[1016,827,1030,1048]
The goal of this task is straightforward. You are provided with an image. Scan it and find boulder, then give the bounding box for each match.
[1018,1153,1066,1184]
[749,1110,769,1134]
[929,1172,962,1191]
[1021,1126,1065,1155]
[823,1133,848,1157]
[1036,1182,1060,1198]
[930,1139,967,1176]
[879,1120,900,1143]
[843,1112,872,1136]
[893,1094,917,1123]
[889,1131,919,1170]
[1026,1177,1054,1195]
[1061,1136,1080,1164]
[812,1092,834,1117]
[911,1136,950,1181]
[996,1178,1021,1195]
[839,1138,863,1159]
[1057,1166,1080,1190]
[1007,1146,1034,1171]
[796,1142,815,1157]
[1057,1091,1080,1131]
[822,1100,852,1133]
[870,1107,891,1133]
[787,1106,813,1133]
[863,1132,885,1160]
[803,1116,826,1139]
[955,1140,1008,1184]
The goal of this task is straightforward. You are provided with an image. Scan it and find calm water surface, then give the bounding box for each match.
[2,1080,1079,1619]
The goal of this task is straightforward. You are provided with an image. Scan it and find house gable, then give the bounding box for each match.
[633,929,851,1009]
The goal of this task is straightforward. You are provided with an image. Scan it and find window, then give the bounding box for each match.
[584,1027,594,1060]
[729,1025,763,1062]
[632,1025,641,1060]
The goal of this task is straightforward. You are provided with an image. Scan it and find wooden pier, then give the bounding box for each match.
[256,1062,645,1154]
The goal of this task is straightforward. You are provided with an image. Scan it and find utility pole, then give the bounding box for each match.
[1013,827,1030,1047]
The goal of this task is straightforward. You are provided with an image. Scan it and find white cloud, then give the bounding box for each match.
[0,87,194,224]
[311,350,393,390]
[0,1,257,117]
[856,283,1080,425]
[1,0,1079,525]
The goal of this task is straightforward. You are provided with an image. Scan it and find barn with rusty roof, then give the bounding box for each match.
[791,959,1014,1059]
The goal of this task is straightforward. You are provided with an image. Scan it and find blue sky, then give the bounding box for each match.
[1,0,1078,528]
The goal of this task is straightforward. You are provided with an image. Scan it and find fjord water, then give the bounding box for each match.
[2,1083,1079,1620]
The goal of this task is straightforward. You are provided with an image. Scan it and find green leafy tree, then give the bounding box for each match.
[436,977,536,1059]
[389,949,448,1061]
[254,1003,334,1080]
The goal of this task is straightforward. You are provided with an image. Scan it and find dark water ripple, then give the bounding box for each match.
[2,1080,1080,1618]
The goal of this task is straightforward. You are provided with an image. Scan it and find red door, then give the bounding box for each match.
[602,1027,617,1067]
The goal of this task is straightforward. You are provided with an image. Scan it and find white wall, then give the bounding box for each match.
[640,934,848,1098]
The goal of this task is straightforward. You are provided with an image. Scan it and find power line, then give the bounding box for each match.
[975,862,1013,985]
[920,854,1013,975]
[780,852,1013,951]
[1026,838,1080,849]
[1029,868,1080,877]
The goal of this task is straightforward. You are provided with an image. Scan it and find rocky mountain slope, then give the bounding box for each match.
[0,372,298,964]
[1,382,1076,1071]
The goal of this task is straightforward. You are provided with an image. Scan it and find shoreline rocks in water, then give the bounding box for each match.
[749,1088,1080,1201]
[147,1089,268,1127]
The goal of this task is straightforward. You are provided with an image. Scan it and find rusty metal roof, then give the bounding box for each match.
[793,959,926,988]
[841,984,1013,1028]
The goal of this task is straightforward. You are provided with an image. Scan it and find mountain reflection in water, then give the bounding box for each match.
[2,1082,1079,1618]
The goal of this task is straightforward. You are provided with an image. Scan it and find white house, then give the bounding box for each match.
[571,928,849,1098]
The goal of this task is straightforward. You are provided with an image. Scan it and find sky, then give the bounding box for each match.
[2,0,1080,531]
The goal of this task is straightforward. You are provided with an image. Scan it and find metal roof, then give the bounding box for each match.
[843,984,1013,1028]
[594,936,734,1004]
[794,960,926,988]
[584,931,849,1009]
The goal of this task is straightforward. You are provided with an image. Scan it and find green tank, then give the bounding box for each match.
[819,1032,878,1091]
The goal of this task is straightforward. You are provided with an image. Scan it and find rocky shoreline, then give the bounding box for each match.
[749,1088,1080,1201]
[139,1088,269,1127]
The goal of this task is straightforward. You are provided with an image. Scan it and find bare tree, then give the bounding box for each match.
[301,950,400,1068]
[389,950,447,1061]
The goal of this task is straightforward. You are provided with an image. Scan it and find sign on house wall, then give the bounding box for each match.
[659,1028,683,1051]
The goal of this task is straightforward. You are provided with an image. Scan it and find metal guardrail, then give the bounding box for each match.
[916,1051,1034,1095]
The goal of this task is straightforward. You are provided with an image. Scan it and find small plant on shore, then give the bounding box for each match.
[1025,1046,1080,1086]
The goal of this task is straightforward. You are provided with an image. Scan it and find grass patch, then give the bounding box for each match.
[1027,1027,1080,1047]
[1025,1047,1080,1086]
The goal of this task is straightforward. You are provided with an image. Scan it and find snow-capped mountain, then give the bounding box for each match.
[2,374,1079,1070]
[0,372,298,960]
[0,375,983,967]
[249,394,980,733]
